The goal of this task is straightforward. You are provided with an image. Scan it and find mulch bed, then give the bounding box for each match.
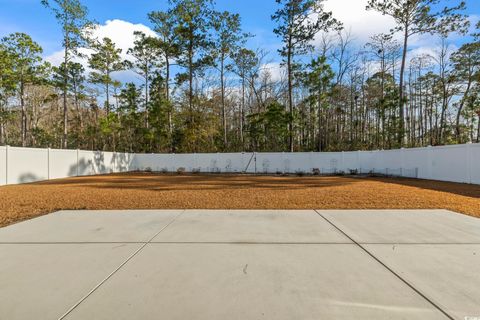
[1,173,479,227]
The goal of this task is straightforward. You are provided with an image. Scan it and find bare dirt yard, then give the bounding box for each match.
[1,173,479,227]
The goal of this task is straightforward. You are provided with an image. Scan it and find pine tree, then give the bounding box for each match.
[366,0,469,146]
[272,0,340,152]
[41,0,91,148]
[88,37,125,114]
[1,33,44,147]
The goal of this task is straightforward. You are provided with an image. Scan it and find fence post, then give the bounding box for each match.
[466,143,472,184]
[341,151,345,173]
[427,145,433,180]
[113,151,117,173]
[356,150,361,174]
[192,152,196,172]
[400,148,405,177]
[76,149,80,177]
[5,145,9,185]
[47,148,51,180]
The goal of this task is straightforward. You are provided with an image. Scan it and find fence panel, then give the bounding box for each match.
[402,147,430,179]
[77,151,97,176]
[7,147,48,184]
[216,153,249,173]
[0,146,6,185]
[193,154,217,173]
[310,152,343,174]
[430,145,469,183]
[255,153,284,173]
[49,149,78,179]
[342,152,360,173]
[282,153,312,173]
[114,152,133,173]
[358,151,377,173]
[99,152,116,174]
[381,150,402,175]
[131,154,174,172]
[469,144,480,184]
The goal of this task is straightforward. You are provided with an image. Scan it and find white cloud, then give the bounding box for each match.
[323,0,396,44]
[260,62,285,82]
[44,19,156,83]
[89,19,156,61]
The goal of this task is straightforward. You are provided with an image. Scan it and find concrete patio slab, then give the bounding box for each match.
[63,243,448,320]
[1,209,477,320]
[320,210,480,244]
[0,210,183,243]
[0,243,141,320]
[152,210,351,243]
[365,244,480,320]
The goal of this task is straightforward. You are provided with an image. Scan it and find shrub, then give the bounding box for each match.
[192,168,201,174]
[295,170,306,177]
[349,169,358,175]
[177,167,186,175]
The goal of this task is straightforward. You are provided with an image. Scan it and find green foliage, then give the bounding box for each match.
[248,101,291,151]
[366,0,469,37]
[127,31,161,91]
[88,37,125,112]
[1,33,45,87]
[272,0,341,59]
[170,0,215,94]
[41,0,91,57]
[0,42,16,106]
[303,56,334,107]
[52,62,86,96]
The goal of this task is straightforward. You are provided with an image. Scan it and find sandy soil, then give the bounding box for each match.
[1,173,479,227]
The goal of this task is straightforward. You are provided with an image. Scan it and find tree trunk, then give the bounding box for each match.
[20,81,26,147]
[287,36,294,152]
[240,76,245,150]
[455,79,472,142]
[477,116,480,143]
[62,39,69,149]
[398,28,408,147]
[106,81,110,114]
[145,69,149,130]
[0,121,4,145]
[0,104,4,144]
[220,54,227,148]
[188,38,194,123]
[165,57,173,152]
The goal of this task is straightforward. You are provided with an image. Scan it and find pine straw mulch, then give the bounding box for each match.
[1,173,479,227]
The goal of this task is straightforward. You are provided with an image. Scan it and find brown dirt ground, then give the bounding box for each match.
[1,173,479,227]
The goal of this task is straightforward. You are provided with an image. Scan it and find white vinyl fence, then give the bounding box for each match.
[0,146,133,185]
[0,143,479,186]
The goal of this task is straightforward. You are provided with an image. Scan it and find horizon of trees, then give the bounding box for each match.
[1,0,479,154]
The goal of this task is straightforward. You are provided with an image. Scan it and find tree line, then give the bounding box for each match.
[0,0,479,153]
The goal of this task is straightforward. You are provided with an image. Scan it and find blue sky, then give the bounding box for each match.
[1,0,479,69]
[0,0,279,56]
